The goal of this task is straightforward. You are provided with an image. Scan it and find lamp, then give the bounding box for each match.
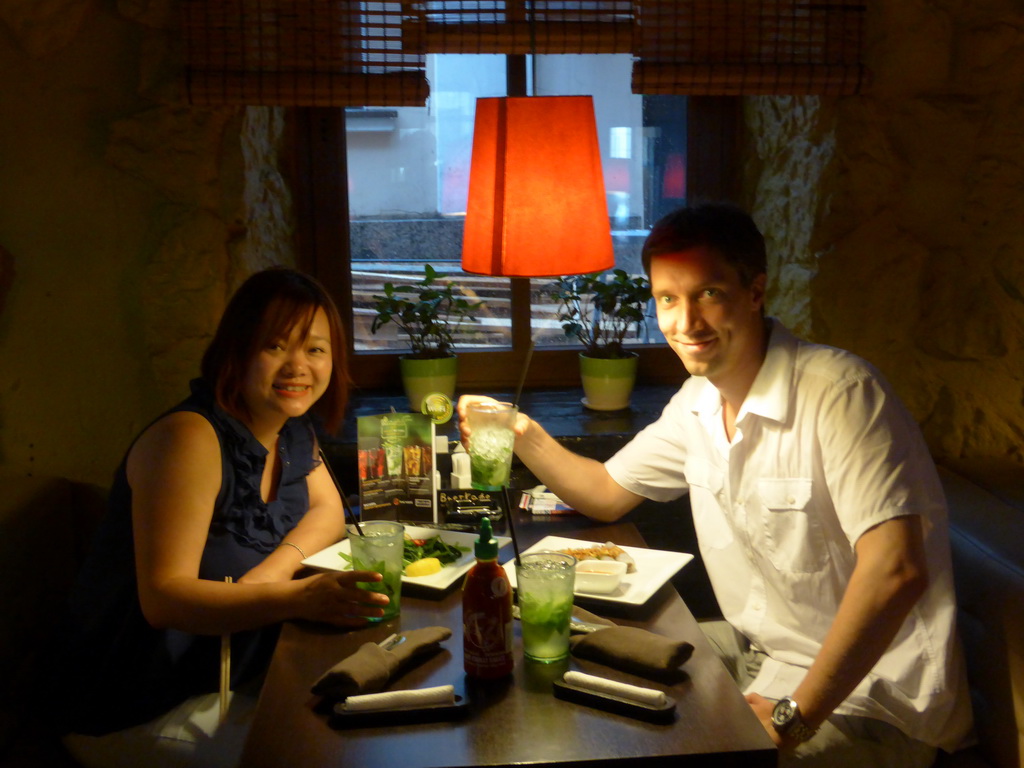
[461,95,614,277]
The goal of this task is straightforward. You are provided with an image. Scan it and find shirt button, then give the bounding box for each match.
[787,496,796,505]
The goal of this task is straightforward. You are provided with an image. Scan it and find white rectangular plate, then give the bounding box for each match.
[302,526,512,592]
[502,536,693,606]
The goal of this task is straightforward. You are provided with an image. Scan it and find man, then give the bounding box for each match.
[459,203,972,767]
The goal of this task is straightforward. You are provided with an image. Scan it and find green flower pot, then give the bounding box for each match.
[579,352,638,411]
[400,354,458,412]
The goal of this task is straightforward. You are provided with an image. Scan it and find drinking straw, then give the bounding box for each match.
[505,333,538,567]
[495,333,536,573]
[512,337,536,409]
[502,486,522,568]
[319,448,364,536]
[220,576,232,722]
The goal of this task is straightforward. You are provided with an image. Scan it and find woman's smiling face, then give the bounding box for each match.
[651,245,766,393]
[241,307,333,432]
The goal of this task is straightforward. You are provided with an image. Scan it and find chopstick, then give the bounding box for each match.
[220,576,232,722]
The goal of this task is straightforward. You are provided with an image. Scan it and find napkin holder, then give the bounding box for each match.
[328,681,470,729]
[553,678,676,724]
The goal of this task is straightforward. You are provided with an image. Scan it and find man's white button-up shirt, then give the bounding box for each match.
[605,320,972,750]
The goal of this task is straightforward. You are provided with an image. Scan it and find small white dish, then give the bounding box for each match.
[574,560,627,594]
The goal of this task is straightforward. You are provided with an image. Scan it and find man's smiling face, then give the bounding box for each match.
[651,245,766,392]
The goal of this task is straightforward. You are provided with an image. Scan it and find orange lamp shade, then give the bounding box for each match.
[461,96,614,277]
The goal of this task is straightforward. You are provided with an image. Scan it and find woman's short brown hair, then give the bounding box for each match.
[201,267,350,434]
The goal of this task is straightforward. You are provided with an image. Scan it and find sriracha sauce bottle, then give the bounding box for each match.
[462,517,513,679]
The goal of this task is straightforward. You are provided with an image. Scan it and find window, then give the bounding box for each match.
[293,55,739,390]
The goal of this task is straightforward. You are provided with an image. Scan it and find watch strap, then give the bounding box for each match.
[785,716,817,743]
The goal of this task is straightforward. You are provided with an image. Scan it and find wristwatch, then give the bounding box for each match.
[771,696,818,743]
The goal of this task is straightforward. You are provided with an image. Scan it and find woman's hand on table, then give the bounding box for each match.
[295,570,390,627]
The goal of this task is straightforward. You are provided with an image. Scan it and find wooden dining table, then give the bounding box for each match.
[239,512,778,767]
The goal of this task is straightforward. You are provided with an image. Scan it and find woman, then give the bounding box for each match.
[55,268,386,767]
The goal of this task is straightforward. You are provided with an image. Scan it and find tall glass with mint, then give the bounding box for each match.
[516,551,576,662]
[347,521,404,621]
[466,401,518,490]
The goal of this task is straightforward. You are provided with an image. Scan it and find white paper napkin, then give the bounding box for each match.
[563,671,667,707]
[338,684,456,712]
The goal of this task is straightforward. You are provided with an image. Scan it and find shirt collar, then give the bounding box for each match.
[689,318,797,428]
[738,318,797,426]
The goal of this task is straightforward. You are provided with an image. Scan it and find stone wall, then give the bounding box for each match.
[0,0,293,484]
[747,1,1024,464]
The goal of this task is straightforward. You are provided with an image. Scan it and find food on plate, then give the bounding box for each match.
[558,542,637,573]
[403,534,470,570]
[404,556,443,577]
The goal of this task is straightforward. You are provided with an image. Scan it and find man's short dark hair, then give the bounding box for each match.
[641,202,767,288]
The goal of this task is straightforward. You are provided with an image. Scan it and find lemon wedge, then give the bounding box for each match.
[405,557,443,577]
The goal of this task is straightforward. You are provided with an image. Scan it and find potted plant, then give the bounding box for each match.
[548,268,652,410]
[371,264,484,411]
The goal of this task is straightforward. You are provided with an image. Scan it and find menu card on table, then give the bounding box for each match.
[357,412,437,524]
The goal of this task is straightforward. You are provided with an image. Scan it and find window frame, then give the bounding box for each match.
[290,88,741,391]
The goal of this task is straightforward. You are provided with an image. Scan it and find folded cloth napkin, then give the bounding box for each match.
[570,605,616,631]
[563,671,667,708]
[311,626,452,700]
[337,685,456,713]
[569,626,693,678]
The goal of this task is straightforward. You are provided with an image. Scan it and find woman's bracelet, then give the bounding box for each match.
[280,541,307,559]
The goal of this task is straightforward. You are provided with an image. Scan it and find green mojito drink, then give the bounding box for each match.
[516,552,576,662]
[347,521,404,621]
[466,402,518,490]
[469,426,516,489]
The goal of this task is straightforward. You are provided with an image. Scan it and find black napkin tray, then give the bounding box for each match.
[553,679,676,724]
[328,682,469,729]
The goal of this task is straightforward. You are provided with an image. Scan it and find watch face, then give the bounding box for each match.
[772,697,797,727]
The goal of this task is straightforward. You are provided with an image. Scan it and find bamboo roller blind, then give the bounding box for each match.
[402,1,634,54]
[182,0,866,107]
[182,1,428,106]
[633,0,866,96]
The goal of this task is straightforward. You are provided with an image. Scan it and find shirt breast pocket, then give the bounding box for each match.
[687,460,733,550]
[758,478,826,573]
